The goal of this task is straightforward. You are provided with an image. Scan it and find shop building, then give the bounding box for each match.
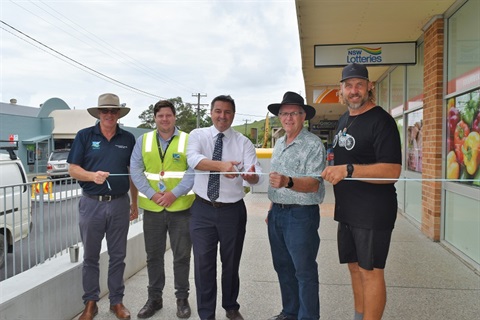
[296,0,479,269]
[0,97,147,174]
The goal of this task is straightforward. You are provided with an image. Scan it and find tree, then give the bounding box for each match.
[137,97,212,132]
[137,104,155,128]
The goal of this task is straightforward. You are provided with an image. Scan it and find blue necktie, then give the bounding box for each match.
[207,133,224,202]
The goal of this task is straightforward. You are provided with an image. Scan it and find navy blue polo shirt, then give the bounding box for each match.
[67,123,136,195]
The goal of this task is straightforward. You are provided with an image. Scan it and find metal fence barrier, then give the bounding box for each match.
[1,177,140,281]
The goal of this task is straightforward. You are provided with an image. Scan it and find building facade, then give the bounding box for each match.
[0,98,148,174]
[297,0,479,269]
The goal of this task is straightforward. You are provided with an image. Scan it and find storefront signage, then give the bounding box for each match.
[312,120,338,130]
[314,42,417,67]
[313,88,339,104]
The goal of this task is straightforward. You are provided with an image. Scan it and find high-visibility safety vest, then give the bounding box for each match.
[138,130,195,212]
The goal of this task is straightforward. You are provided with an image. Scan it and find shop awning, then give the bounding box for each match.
[50,109,97,139]
[22,135,51,144]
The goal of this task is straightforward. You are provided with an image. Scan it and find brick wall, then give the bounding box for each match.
[421,17,444,241]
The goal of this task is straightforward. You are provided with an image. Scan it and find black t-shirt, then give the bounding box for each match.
[332,106,402,229]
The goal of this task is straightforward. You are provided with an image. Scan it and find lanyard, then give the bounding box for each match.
[156,132,173,164]
[156,132,174,192]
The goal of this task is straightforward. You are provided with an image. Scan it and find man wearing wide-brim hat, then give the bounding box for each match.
[266,91,326,320]
[266,91,316,121]
[87,93,131,119]
[68,93,138,320]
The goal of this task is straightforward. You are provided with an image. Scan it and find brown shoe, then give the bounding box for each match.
[79,301,98,320]
[226,309,244,320]
[110,303,131,320]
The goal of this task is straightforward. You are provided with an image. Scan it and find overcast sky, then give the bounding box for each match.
[0,0,304,127]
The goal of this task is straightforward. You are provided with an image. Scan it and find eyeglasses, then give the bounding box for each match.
[100,108,120,114]
[278,111,304,118]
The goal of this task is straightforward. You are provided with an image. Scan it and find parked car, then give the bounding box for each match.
[0,143,33,268]
[46,149,70,179]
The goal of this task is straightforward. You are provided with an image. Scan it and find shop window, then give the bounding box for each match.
[390,67,405,112]
[406,109,423,173]
[377,78,388,108]
[447,0,480,95]
[406,43,424,110]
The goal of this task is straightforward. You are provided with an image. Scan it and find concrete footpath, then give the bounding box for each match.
[75,183,480,320]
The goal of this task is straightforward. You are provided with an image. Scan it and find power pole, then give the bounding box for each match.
[243,119,250,135]
[192,93,207,128]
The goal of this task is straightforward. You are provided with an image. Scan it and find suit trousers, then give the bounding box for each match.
[189,198,246,320]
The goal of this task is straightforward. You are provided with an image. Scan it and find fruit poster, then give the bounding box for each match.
[407,109,423,173]
[446,89,480,186]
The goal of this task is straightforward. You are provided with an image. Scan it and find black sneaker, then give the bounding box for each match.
[268,313,297,320]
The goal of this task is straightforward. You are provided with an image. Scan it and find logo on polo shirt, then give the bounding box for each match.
[92,141,101,150]
[115,144,128,149]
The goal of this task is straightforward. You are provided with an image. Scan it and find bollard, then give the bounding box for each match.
[69,245,79,263]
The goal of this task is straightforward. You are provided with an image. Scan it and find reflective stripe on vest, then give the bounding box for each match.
[144,130,187,153]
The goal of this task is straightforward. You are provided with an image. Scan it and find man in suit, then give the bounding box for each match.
[186,95,263,320]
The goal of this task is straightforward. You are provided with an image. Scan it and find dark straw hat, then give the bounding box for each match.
[268,91,316,120]
[87,93,130,119]
[340,63,369,82]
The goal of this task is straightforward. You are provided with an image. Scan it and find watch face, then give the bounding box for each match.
[287,177,294,188]
[347,164,353,176]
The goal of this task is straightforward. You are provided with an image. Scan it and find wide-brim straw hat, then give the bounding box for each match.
[87,93,130,119]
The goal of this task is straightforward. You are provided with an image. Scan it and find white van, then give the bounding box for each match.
[0,143,32,268]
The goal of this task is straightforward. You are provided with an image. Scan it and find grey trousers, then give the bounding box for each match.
[143,209,192,300]
[79,194,130,305]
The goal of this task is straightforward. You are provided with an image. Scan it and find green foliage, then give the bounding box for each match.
[232,116,279,147]
[137,97,212,133]
[137,104,155,128]
[176,98,212,132]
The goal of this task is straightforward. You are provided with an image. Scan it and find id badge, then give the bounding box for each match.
[158,179,167,192]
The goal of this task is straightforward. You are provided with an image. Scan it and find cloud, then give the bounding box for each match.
[0,0,303,127]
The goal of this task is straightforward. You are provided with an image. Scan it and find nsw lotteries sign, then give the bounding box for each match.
[314,42,417,67]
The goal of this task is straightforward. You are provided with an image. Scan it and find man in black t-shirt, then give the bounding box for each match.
[321,63,402,320]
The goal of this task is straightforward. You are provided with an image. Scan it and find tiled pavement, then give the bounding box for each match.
[74,182,480,320]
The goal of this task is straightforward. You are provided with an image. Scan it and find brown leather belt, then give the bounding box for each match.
[195,195,238,208]
[83,193,126,202]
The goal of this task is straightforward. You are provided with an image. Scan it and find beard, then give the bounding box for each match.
[346,94,369,110]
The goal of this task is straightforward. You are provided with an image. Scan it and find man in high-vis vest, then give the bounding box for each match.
[130,100,195,319]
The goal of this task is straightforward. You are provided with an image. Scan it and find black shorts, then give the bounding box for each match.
[337,222,393,270]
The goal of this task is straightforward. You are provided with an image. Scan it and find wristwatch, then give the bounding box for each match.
[285,176,294,188]
[346,164,354,178]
